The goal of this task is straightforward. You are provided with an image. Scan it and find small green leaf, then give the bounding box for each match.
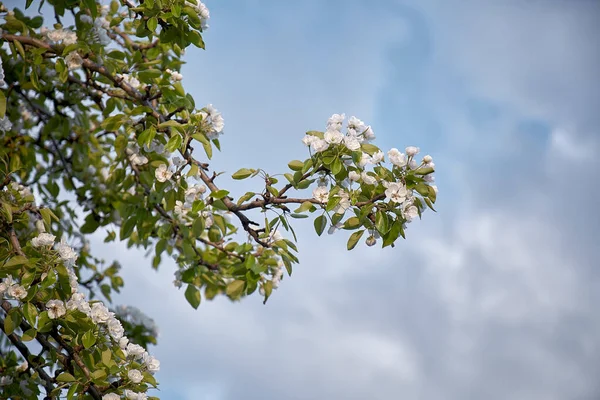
[210,189,229,200]
[82,330,96,349]
[347,230,365,250]
[314,215,327,236]
[288,160,304,171]
[147,16,158,31]
[56,372,76,382]
[232,168,253,180]
[0,91,6,118]
[294,201,315,213]
[343,217,361,230]
[185,284,201,309]
[225,280,245,298]
[21,328,36,342]
[102,348,112,366]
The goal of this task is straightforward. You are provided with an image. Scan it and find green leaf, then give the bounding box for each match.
[3,312,19,335]
[347,230,365,250]
[56,372,76,382]
[21,328,36,342]
[225,280,245,298]
[91,370,106,380]
[414,166,435,175]
[0,91,6,119]
[415,183,430,197]
[82,330,96,349]
[232,168,253,180]
[67,383,80,400]
[314,215,327,236]
[4,255,28,268]
[383,220,401,247]
[375,211,390,234]
[147,16,158,31]
[102,348,112,366]
[188,30,205,49]
[237,191,255,206]
[288,160,304,171]
[185,285,201,309]
[343,217,361,230]
[22,302,38,326]
[210,189,229,200]
[294,201,315,213]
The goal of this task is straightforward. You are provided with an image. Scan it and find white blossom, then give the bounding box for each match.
[311,138,329,153]
[119,74,141,90]
[31,232,56,247]
[128,369,144,383]
[371,151,384,164]
[324,129,343,144]
[142,352,160,373]
[347,116,366,136]
[383,182,407,203]
[107,317,125,340]
[46,29,77,45]
[302,134,318,147]
[312,186,329,203]
[55,239,78,267]
[0,116,12,132]
[65,52,83,70]
[405,146,420,157]
[343,135,361,151]
[46,300,66,319]
[166,68,183,82]
[358,152,371,168]
[90,302,110,324]
[327,113,345,131]
[155,164,173,182]
[16,361,28,372]
[387,148,407,167]
[119,337,129,349]
[0,376,13,386]
[403,204,419,222]
[126,343,145,358]
[200,104,224,139]
[361,171,377,186]
[333,189,351,214]
[0,276,14,295]
[348,171,361,182]
[7,284,27,300]
[0,56,4,86]
[363,126,376,141]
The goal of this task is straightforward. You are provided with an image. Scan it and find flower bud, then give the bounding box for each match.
[423,155,433,164]
[405,146,420,157]
[366,235,377,247]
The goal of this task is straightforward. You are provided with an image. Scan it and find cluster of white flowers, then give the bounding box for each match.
[0,55,4,86]
[118,73,141,90]
[8,182,31,198]
[0,276,27,300]
[199,104,224,139]
[65,51,83,70]
[187,0,210,30]
[31,232,55,247]
[271,261,284,288]
[166,68,183,82]
[80,14,111,45]
[115,305,159,338]
[0,116,12,132]
[302,114,376,154]
[42,27,78,45]
[127,145,149,166]
[304,115,438,245]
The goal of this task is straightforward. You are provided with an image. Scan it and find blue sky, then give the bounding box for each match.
[81,1,600,399]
